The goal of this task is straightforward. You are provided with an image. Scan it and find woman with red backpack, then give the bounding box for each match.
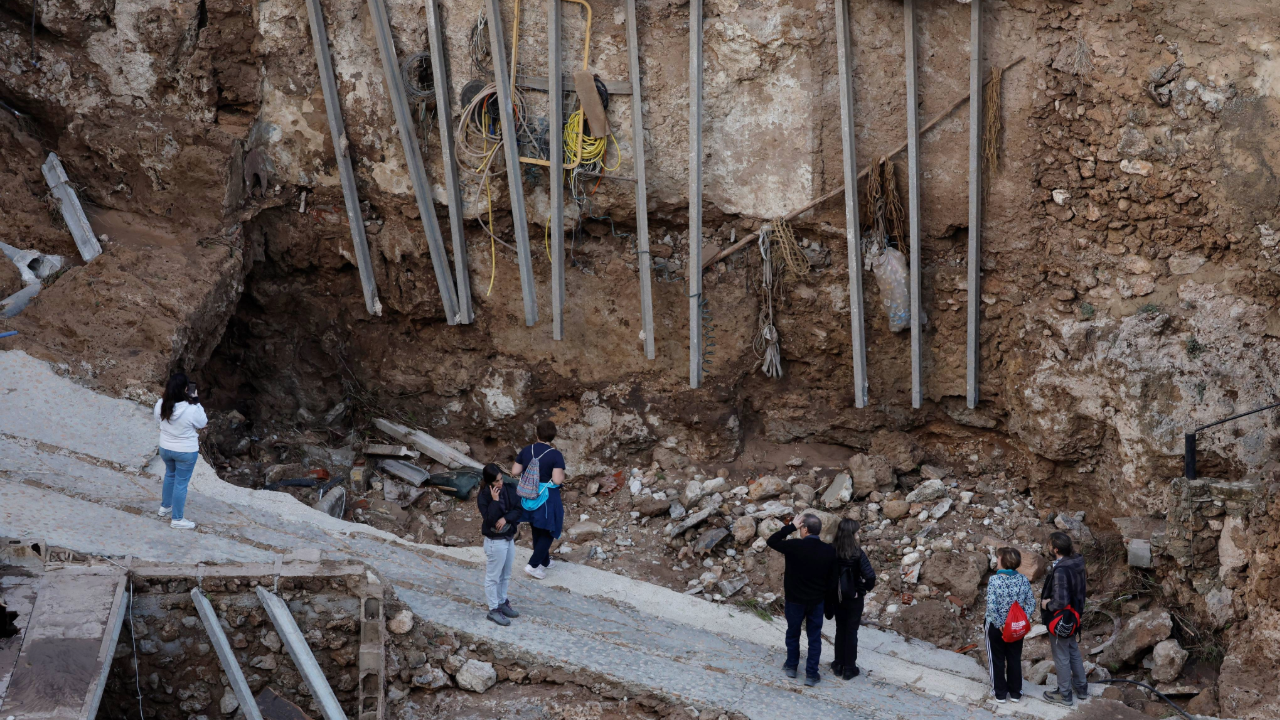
[984,547,1037,703]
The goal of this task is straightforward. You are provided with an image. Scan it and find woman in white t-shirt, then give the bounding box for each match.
[153,373,208,529]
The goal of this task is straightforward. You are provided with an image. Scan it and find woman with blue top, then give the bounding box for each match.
[985,547,1038,703]
[512,420,566,580]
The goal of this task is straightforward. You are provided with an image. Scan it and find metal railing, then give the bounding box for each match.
[1184,399,1280,479]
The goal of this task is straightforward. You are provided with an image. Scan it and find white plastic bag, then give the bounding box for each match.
[870,244,911,332]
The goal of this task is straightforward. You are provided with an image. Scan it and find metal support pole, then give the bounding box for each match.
[834,0,867,408]
[548,0,566,340]
[966,0,982,408]
[1184,433,1197,480]
[688,0,704,388]
[367,0,459,324]
[626,0,656,360]
[904,0,923,409]
[426,0,474,323]
[191,588,264,720]
[486,0,538,326]
[302,0,382,317]
[256,587,348,720]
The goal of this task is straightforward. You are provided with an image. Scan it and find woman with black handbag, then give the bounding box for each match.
[827,519,877,680]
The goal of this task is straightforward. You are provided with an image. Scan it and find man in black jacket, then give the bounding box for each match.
[768,512,837,686]
[478,463,523,626]
[1041,531,1088,705]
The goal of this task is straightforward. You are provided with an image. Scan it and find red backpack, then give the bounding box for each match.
[1049,605,1081,638]
[1003,602,1030,642]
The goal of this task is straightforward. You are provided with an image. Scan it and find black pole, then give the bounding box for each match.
[1184,432,1196,480]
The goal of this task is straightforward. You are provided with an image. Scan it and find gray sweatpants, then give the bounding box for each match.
[1050,634,1088,699]
[484,537,516,610]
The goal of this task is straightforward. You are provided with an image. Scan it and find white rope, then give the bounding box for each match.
[754,225,782,379]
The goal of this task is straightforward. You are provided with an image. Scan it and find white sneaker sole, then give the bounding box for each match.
[170,521,195,530]
[523,565,545,580]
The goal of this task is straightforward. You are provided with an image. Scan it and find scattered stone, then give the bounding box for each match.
[455,660,497,693]
[1151,639,1188,683]
[929,497,952,520]
[635,497,673,517]
[785,457,804,467]
[249,654,277,670]
[901,552,922,566]
[959,491,974,504]
[1185,689,1218,717]
[882,500,910,520]
[683,481,705,506]
[669,500,687,520]
[1127,538,1153,568]
[821,473,853,509]
[220,689,239,715]
[869,430,924,473]
[791,483,816,505]
[848,454,894,497]
[1218,515,1249,571]
[1120,159,1153,177]
[920,465,946,480]
[693,528,730,555]
[747,475,787,501]
[1016,547,1048,583]
[567,521,604,541]
[1100,608,1172,666]
[702,477,727,495]
[585,480,600,496]
[757,517,784,539]
[261,630,281,652]
[718,577,748,598]
[444,654,467,675]
[732,516,757,544]
[905,479,946,504]
[1027,659,1056,686]
[1168,254,1206,275]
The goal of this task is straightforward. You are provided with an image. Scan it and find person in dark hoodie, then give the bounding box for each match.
[1041,531,1088,706]
[768,511,837,686]
[478,463,523,626]
[826,519,876,681]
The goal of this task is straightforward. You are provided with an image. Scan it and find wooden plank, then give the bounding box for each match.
[367,0,460,325]
[834,0,867,408]
[688,0,704,388]
[191,588,265,720]
[625,0,656,360]
[426,0,474,323]
[486,0,538,326]
[549,0,566,341]
[373,418,483,470]
[40,153,102,262]
[904,0,923,409]
[302,0,382,317]
[515,74,632,95]
[966,0,982,409]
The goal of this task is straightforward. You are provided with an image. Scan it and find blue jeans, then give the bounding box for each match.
[159,448,198,520]
[483,537,516,610]
[785,601,824,679]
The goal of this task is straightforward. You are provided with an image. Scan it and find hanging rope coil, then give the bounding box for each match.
[755,226,782,379]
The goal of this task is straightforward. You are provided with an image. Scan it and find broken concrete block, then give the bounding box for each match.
[455,659,497,693]
[693,528,729,555]
[747,475,787,501]
[667,507,715,538]
[718,576,747,598]
[683,480,705,505]
[1099,608,1172,666]
[821,473,853,509]
[41,153,102,262]
[388,609,414,635]
[1127,538,1153,568]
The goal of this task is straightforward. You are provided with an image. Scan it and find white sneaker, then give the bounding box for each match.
[157,506,172,517]
[1009,696,1021,704]
[545,558,556,569]
[170,518,196,530]
[524,564,546,580]
[994,697,1007,704]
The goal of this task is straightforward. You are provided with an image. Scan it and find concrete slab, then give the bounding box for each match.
[256,587,348,720]
[0,566,126,720]
[0,351,156,468]
[191,588,264,720]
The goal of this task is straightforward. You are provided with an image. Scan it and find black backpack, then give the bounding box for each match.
[838,554,868,601]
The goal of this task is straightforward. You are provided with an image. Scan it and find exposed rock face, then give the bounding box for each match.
[869,432,925,474]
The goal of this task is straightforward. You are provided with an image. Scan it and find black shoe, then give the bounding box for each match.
[842,667,860,680]
[499,600,520,618]
[831,662,844,676]
[804,675,820,687]
[784,665,797,679]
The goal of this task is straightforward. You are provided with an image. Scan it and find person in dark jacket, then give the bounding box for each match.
[826,519,876,681]
[478,463,522,626]
[767,512,837,686]
[1041,532,1088,706]
[514,420,567,579]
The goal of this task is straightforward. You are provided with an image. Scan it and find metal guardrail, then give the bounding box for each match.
[1183,399,1280,479]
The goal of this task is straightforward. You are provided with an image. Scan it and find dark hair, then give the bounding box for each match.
[997,546,1022,570]
[536,420,557,443]
[482,463,503,488]
[801,513,822,537]
[834,518,862,561]
[160,373,189,422]
[1050,531,1074,557]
